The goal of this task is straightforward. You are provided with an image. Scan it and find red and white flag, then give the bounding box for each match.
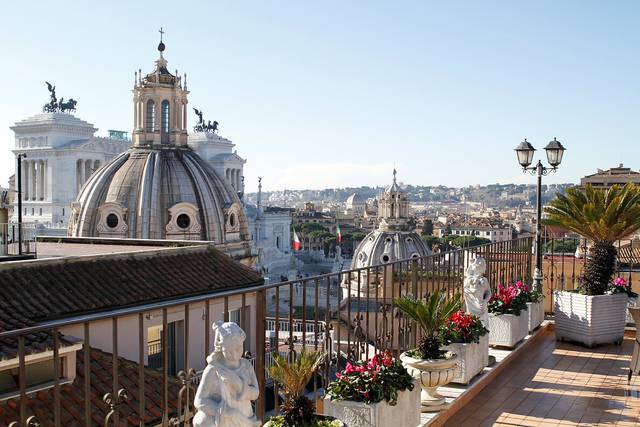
[293,230,301,251]
[336,224,342,244]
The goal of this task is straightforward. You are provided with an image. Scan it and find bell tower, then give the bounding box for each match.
[378,169,411,231]
[132,28,189,147]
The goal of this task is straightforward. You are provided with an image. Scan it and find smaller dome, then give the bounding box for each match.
[351,229,431,269]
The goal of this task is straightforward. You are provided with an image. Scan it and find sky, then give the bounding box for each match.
[1,1,639,193]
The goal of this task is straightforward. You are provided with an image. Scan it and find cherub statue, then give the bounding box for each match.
[193,321,261,427]
[463,257,492,326]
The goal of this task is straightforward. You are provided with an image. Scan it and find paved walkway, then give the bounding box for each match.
[443,328,640,426]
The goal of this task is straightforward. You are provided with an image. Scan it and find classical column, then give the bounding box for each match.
[84,159,92,183]
[38,160,45,200]
[133,99,138,129]
[23,160,29,201]
[77,159,84,193]
[182,101,187,131]
[30,161,37,201]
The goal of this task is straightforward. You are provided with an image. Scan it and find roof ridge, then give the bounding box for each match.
[0,244,212,272]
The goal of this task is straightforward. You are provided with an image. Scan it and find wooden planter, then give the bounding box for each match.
[488,309,528,348]
[443,334,489,385]
[323,381,420,427]
[527,300,545,332]
[554,291,627,347]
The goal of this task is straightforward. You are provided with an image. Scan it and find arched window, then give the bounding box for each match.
[146,100,155,132]
[161,100,170,143]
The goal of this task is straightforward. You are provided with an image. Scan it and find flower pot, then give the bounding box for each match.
[323,380,420,427]
[527,300,545,332]
[488,309,528,348]
[627,297,638,325]
[399,351,458,412]
[554,291,627,347]
[443,334,489,385]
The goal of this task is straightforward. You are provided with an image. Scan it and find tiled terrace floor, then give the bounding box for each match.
[443,327,640,426]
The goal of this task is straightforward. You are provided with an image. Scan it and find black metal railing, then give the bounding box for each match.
[0,236,533,426]
[0,223,37,259]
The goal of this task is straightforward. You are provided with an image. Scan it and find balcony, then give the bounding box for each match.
[1,235,639,426]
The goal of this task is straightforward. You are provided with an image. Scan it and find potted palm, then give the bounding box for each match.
[545,183,640,347]
[324,351,420,427]
[395,290,461,412]
[265,349,343,427]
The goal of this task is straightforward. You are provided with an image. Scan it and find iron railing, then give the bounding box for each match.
[0,223,37,258]
[0,236,533,426]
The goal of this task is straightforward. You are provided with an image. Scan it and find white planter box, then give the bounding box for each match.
[443,334,489,385]
[627,297,638,325]
[488,309,528,348]
[554,291,627,347]
[324,381,420,427]
[527,300,545,332]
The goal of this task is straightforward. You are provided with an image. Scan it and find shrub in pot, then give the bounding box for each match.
[487,283,528,348]
[545,183,640,347]
[441,311,489,384]
[265,349,343,427]
[395,290,462,412]
[324,351,419,427]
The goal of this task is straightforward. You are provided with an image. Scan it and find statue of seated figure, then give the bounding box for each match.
[193,321,261,427]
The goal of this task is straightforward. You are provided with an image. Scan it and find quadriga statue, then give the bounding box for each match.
[463,257,492,326]
[193,321,261,427]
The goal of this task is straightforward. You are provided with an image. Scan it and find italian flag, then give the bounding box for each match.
[293,230,301,251]
[336,224,342,244]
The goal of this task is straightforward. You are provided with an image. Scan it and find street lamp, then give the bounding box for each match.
[16,153,27,255]
[514,137,566,291]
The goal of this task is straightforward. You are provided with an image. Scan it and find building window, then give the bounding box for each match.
[31,208,34,216]
[161,100,170,143]
[39,208,42,216]
[0,358,62,398]
[62,208,65,216]
[146,100,156,132]
[147,321,184,375]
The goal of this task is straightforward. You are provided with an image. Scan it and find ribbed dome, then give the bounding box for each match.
[69,146,249,243]
[351,229,431,269]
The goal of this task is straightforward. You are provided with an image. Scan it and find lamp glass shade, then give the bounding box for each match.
[514,140,536,168]
[544,138,566,167]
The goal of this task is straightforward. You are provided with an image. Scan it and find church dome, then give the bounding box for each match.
[346,193,363,206]
[349,169,431,269]
[68,37,248,244]
[69,147,248,242]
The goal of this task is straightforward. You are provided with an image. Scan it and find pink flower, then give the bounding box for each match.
[614,277,627,287]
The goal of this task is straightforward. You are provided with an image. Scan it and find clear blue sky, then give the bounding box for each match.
[1,1,638,192]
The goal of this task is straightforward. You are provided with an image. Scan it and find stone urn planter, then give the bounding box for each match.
[527,300,545,333]
[323,381,420,427]
[443,334,489,385]
[554,291,627,347]
[400,351,458,412]
[488,308,528,348]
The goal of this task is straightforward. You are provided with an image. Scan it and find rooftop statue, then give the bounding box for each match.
[43,82,77,113]
[193,321,260,427]
[463,256,492,326]
[193,108,219,133]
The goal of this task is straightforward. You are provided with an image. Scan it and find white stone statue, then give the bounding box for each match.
[463,257,492,326]
[193,321,261,427]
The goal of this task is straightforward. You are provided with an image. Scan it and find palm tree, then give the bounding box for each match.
[544,183,640,295]
[268,349,325,426]
[394,290,461,359]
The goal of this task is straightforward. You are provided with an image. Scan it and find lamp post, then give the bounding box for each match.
[16,153,27,255]
[514,137,566,292]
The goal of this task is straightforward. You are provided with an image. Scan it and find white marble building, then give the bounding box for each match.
[10,113,129,232]
[188,132,246,198]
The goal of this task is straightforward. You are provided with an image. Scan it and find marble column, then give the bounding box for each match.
[77,159,84,193]
[84,159,92,183]
[23,160,29,201]
[38,160,45,200]
[182,102,187,132]
[30,161,37,201]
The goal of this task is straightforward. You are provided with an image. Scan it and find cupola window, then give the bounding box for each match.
[106,213,119,228]
[176,213,191,229]
[146,100,156,132]
[161,100,170,143]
